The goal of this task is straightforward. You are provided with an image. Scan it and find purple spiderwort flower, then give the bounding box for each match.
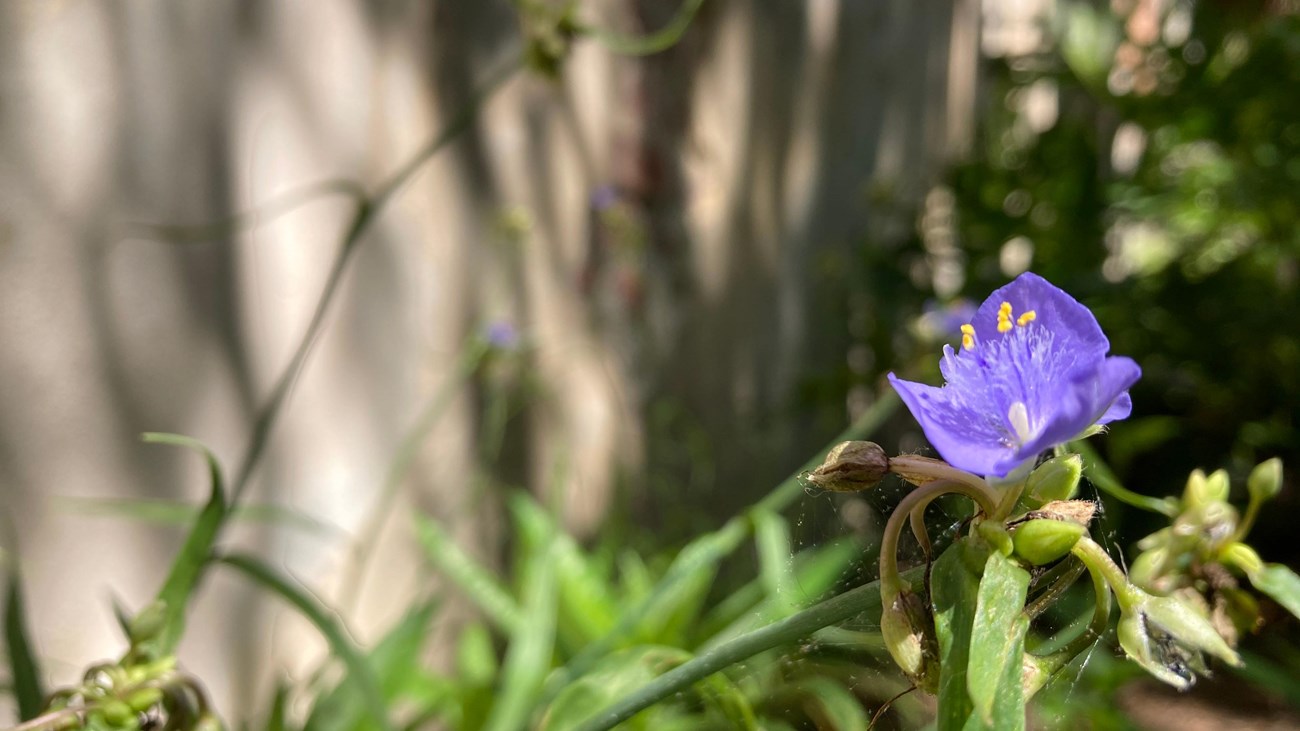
[888,272,1140,478]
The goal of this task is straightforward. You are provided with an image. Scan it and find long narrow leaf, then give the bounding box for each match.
[568,568,924,731]
[414,516,523,634]
[139,433,229,659]
[482,538,560,731]
[4,570,44,720]
[216,553,392,731]
[303,597,442,731]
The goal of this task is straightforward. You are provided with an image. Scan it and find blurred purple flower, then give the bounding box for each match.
[484,321,520,350]
[920,298,978,340]
[888,272,1140,477]
[590,184,620,212]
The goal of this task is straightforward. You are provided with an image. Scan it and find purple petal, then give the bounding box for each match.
[1090,356,1141,424]
[968,272,1108,357]
[888,373,1020,476]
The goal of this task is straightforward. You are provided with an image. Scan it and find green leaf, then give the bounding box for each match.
[414,515,524,635]
[457,621,498,688]
[265,681,291,731]
[792,677,868,730]
[967,552,1030,731]
[303,597,441,731]
[481,535,560,731]
[541,647,691,731]
[1248,563,1300,622]
[753,510,796,614]
[4,570,44,720]
[931,538,984,731]
[216,553,392,731]
[138,432,229,659]
[55,495,338,537]
[566,569,922,731]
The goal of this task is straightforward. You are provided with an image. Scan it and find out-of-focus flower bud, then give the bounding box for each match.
[1183,469,1230,508]
[1128,546,1171,592]
[1026,454,1083,503]
[195,712,227,731]
[125,686,163,713]
[100,699,135,727]
[1247,458,1284,504]
[807,441,889,492]
[880,588,939,693]
[1013,518,1087,566]
[1221,542,1265,577]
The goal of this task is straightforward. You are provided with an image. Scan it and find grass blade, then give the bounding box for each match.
[138,433,229,659]
[482,537,560,731]
[216,553,392,731]
[414,516,523,634]
[4,570,44,720]
[568,568,923,731]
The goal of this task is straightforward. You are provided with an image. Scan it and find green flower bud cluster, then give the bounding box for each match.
[39,654,222,731]
[1129,458,1292,650]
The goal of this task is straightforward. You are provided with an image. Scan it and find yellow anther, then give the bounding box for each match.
[961,333,975,351]
[960,324,975,335]
[996,302,1015,333]
[1017,310,1037,327]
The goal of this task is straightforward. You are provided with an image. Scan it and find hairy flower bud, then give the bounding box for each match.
[1026,454,1083,503]
[1013,518,1087,566]
[807,441,889,492]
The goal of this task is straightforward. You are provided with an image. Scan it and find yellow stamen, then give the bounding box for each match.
[961,333,975,351]
[996,301,1014,333]
[960,324,975,335]
[1017,310,1037,327]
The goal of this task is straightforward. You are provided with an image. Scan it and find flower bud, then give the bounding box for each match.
[195,713,227,731]
[1247,458,1283,504]
[880,589,939,693]
[1128,547,1170,592]
[1026,454,1083,503]
[807,441,889,492]
[1183,469,1230,508]
[1221,542,1264,577]
[977,521,1015,556]
[127,600,168,647]
[100,700,135,726]
[1013,518,1086,566]
[125,686,163,713]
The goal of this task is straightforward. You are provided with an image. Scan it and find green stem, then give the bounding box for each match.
[1071,441,1178,517]
[338,337,489,613]
[1024,559,1086,621]
[570,569,921,731]
[587,0,708,56]
[1070,536,1143,611]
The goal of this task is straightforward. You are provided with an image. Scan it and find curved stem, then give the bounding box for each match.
[879,480,997,601]
[1034,541,1118,665]
[888,455,997,505]
[1070,536,1144,611]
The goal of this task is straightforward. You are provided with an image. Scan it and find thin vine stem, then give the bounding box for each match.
[1071,440,1179,517]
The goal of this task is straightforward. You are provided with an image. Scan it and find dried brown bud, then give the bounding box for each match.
[807,441,890,493]
[1030,499,1098,526]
